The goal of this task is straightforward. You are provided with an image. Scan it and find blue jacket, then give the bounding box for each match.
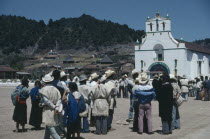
[134,85,156,104]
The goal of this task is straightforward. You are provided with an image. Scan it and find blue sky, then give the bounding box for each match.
[0,0,209,41]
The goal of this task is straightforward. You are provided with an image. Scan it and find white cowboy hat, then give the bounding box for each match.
[169,74,177,80]
[79,74,88,82]
[105,69,115,78]
[47,71,53,76]
[182,74,187,79]
[89,72,99,81]
[42,74,54,83]
[131,69,139,76]
[139,72,149,84]
[124,74,128,78]
[60,71,67,78]
[134,77,140,83]
[100,74,107,83]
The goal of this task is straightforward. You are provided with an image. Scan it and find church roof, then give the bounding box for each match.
[100,55,113,64]
[177,40,210,54]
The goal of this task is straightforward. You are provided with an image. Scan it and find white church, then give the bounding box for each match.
[135,12,210,79]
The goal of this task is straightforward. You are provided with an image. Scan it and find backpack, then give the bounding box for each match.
[11,85,23,106]
[64,93,79,126]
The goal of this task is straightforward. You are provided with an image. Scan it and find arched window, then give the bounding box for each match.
[140,60,144,70]
[156,19,159,31]
[153,44,164,61]
[174,59,177,68]
[162,22,165,31]
[149,23,153,31]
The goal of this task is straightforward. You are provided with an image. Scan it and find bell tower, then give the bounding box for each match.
[146,12,171,33]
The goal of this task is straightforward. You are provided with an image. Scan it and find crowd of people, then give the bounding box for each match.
[11,69,210,138]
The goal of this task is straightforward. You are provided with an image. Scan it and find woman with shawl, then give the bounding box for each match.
[29,80,43,129]
[13,78,30,132]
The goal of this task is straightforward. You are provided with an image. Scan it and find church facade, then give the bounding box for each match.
[135,12,210,79]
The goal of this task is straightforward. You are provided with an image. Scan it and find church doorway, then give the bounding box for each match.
[148,62,170,77]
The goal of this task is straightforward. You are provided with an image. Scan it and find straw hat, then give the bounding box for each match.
[42,74,54,83]
[124,74,128,78]
[60,71,67,78]
[89,72,99,81]
[79,74,88,82]
[48,71,53,76]
[105,69,115,78]
[169,74,177,80]
[134,77,140,83]
[139,72,149,84]
[182,74,187,79]
[153,74,159,78]
[131,69,139,76]
[100,74,107,83]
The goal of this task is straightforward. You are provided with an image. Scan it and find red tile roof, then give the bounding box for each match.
[0,65,17,72]
[177,40,210,54]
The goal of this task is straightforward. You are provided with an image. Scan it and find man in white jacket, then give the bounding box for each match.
[78,74,91,133]
[39,74,61,139]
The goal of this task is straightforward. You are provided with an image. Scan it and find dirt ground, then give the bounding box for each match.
[0,87,210,139]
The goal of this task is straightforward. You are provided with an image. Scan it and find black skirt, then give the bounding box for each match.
[67,117,81,134]
[13,102,27,124]
[29,101,43,127]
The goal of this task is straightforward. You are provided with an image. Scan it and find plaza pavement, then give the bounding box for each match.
[0,87,210,139]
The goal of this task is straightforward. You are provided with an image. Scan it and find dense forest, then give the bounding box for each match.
[0,15,46,54]
[0,14,145,54]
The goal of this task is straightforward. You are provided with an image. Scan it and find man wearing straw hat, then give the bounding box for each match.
[39,74,61,139]
[118,75,126,98]
[169,74,181,130]
[89,69,117,134]
[180,75,189,101]
[78,74,91,133]
[104,69,118,131]
[133,72,156,134]
[127,69,139,122]
[88,72,100,87]
[87,72,100,127]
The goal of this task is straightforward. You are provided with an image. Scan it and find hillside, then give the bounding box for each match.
[0,14,145,53]
[0,15,46,54]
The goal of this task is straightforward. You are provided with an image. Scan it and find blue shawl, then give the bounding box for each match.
[30,86,40,102]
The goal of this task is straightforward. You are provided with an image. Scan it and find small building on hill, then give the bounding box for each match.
[16,72,31,79]
[0,65,16,79]
[100,55,114,64]
[44,50,58,60]
[63,55,75,64]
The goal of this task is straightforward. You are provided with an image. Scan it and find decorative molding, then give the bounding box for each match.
[146,31,171,33]
[135,48,186,52]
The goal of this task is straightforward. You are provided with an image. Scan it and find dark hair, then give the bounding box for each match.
[160,74,170,83]
[34,80,41,88]
[52,70,60,80]
[60,76,67,81]
[200,76,204,81]
[21,78,29,87]
[69,82,78,92]
[205,76,208,80]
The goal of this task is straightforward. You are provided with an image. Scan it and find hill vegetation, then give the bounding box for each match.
[0,14,145,54]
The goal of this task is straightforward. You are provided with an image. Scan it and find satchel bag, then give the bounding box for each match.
[176,95,184,107]
[79,103,89,117]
